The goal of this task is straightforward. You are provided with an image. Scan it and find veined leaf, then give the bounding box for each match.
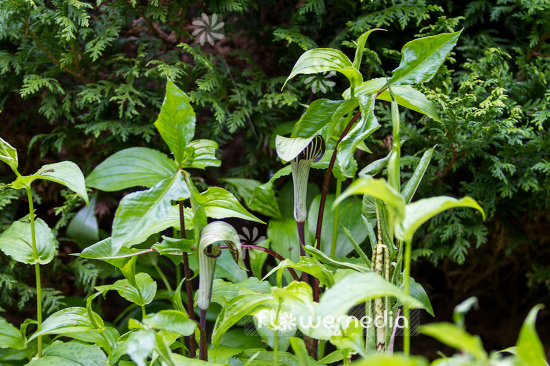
[181,139,221,169]
[13,162,89,205]
[401,146,436,204]
[359,150,391,178]
[0,137,18,173]
[200,187,265,224]
[334,178,406,223]
[263,257,335,288]
[209,278,271,307]
[96,272,157,306]
[337,94,380,177]
[67,195,99,247]
[408,277,434,316]
[76,238,148,268]
[111,171,190,254]
[67,326,119,354]
[27,340,107,366]
[352,353,429,366]
[291,98,358,142]
[377,86,440,121]
[0,317,25,349]
[0,218,56,265]
[154,80,196,165]
[284,48,363,90]
[223,178,281,218]
[143,310,195,336]
[86,147,178,192]
[389,31,462,86]
[304,245,369,273]
[396,196,485,242]
[29,307,104,341]
[516,305,547,366]
[316,272,425,319]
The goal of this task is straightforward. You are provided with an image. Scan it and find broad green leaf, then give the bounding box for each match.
[342,77,386,99]
[396,196,485,242]
[267,219,302,282]
[223,178,281,218]
[127,330,156,366]
[352,353,429,366]
[316,272,425,319]
[143,310,195,336]
[154,80,196,165]
[210,278,271,307]
[67,326,119,354]
[334,178,406,222]
[13,162,89,205]
[408,277,434,316]
[237,349,300,366]
[95,272,157,306]
[389,31,462,85]
[152,236,194,256]
[76,238,147,268]
[181,139,221,169]
[200,187,265,224]
[263,257,335,288]
[29,307,104,341]
[516,305,547,366]
[337,94,380,177]
[0,137,18,173]
[208,344,243,364]
[420,322,487,360]
[291,98,358,142]
[401,146,436,204]
[86,147,178,192]
[353,29,386,70]
[212,249,248,283]
[308,194,366,258]
[304,245,369,273]
[27,340,107,366]
[284,48,363,90]
[211,292,274,345]
[377,86,440,121]
[0,218,56,265]
[111,171,190,254]
[67,195,99,248]
[0,317,25,349]
[275,135,317,163]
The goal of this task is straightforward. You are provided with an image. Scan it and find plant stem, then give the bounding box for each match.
[318,340,326,359]
[153,264,172,292]
[296,221,309,283]
[313,110,361,303]
[403,240,412,355]
[26,187,42,358]
[330,178,343,259]
[274,330,279,366]
[141,306,146,319]
[199,308,207,361]
[179,200,196,358]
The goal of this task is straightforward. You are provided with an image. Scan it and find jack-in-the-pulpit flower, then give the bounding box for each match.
[197,221,246,311]
[275,135,325,255]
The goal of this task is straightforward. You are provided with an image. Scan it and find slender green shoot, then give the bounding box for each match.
[26,186,42,358]
[403,239,412,355]
[330,178,343,259]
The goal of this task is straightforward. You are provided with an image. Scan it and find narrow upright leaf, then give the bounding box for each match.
[401,146,436,204]
[13,162,89,205]
[284,48,363,90]
[337,94,380,177]
[516,305,547,366]
[0,218,56,265]
[154,80,196,165]
[86,147,178,192]
[389,31,462,86]
[111,171,190,254]
[0,137,18,173]
[353,29,385,70]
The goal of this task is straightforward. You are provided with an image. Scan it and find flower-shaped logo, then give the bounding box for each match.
[238,226,265,245]
[192,13,225,46]
[277,311,297,331]
[303,60,336,94]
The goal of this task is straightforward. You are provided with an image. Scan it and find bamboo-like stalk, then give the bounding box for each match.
[375,244,386,352]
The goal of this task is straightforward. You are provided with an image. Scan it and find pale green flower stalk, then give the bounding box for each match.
[197,221,246,360]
